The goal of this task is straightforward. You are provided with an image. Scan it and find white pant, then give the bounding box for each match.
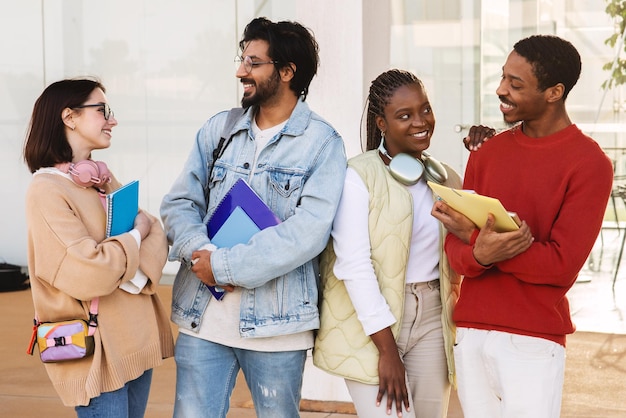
[454,327,565,418]
[346,281,450,418]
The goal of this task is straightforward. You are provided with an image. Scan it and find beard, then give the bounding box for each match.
[241,70,281,108]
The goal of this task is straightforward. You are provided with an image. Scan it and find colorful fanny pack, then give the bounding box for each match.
[27,299,99,362]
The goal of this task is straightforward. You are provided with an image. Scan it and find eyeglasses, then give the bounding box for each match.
[234,55,277,74]
[73,103,114,120]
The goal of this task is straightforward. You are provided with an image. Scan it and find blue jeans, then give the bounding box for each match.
[74,369,153,418]
[173,333,307,418]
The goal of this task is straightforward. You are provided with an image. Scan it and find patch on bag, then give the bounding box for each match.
[36,320,95,362]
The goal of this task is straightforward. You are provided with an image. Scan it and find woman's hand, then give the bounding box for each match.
[133,210,153,240]
[431,200,476,244]
[463,125,496,151]
[370,328,410,417]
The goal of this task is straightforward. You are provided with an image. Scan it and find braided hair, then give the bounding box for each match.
[513,35,581,100]
[363,69,425,151]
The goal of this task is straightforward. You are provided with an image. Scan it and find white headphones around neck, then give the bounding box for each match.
[378,138,448,185]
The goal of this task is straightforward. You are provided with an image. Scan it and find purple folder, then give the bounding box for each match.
[207,179,280,237]
[205,179,280,299]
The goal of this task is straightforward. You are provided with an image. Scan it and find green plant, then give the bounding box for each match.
[603,0,626,89]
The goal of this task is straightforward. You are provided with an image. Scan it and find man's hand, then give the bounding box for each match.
[431,200,476,244]
[472,214,534,266]
[191,250,235,292]
[463,125,496,151]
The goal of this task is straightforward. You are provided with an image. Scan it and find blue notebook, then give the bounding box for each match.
[208,179,281,235]
[211,206,261,247]
[106,180,139,237]
[206,179,280,299]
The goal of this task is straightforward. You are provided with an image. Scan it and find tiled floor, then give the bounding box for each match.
[570,227,626,335]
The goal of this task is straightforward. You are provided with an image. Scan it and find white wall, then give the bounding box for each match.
[0,0,378,268]
[4,0,615,267]
[0,0,371,402]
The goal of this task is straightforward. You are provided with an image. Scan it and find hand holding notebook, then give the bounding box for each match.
[106,180,139,237]
[427,181,520,233]
[203,179,280,300]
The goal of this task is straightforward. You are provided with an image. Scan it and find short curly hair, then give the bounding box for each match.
[513,35,581,100]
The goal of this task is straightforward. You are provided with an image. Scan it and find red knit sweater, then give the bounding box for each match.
[445,124,613,346]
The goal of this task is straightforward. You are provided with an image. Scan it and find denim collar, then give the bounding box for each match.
[230,98,312,140]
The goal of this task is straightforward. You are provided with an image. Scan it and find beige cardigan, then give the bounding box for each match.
[313,151,461,387]
[26,172,174,406]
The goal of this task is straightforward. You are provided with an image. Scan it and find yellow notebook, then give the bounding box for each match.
[427,181,520,232]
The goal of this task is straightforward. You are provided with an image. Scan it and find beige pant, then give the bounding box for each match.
[346,280,450,418]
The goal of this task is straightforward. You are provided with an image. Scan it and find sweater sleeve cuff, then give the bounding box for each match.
[459,244,492,276]
[469,228,480,245]
[467,228,493,270]
[471,249,494,269]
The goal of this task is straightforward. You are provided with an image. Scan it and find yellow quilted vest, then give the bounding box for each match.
[313,150,461,387]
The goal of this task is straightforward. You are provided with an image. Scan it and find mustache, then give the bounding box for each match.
[498,95,514,107]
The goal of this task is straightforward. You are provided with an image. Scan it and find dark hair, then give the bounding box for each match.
[23,78,105,173]
[513,35,581,100]
[364,69,425,151]
[239,17,319,101]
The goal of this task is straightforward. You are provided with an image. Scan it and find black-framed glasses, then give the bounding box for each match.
[234,55,277,74]
[73,103,114,120]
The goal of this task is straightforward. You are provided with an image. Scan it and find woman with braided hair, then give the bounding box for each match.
[314,69,491,418]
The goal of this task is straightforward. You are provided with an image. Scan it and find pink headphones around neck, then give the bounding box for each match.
[56,160,112,187]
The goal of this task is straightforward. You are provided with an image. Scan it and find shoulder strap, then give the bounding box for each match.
[87,298,99,336]
[31,298,99,327]
[221,107,246,140]
[212,107,246,163]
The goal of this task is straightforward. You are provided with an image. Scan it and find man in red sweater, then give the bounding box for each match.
[432,35,613,418]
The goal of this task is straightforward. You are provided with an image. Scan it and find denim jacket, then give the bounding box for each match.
[160,99,347,337]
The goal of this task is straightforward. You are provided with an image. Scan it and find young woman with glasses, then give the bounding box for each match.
[23,77,174,418]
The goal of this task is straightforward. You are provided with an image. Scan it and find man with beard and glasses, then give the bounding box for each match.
[160,17,346,418]
[431,35,613,418]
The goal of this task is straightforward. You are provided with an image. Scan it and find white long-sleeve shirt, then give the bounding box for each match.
[331,167,439,335]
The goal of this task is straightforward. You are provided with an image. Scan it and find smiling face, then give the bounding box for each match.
[376,83,435,159]
[236,39,281,108]
[65,88,117,160]
[496,51,549,126]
